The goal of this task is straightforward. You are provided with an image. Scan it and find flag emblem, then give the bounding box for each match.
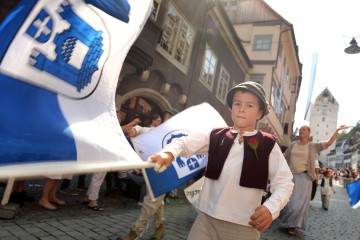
[162,129,206,179]
[2,0,112,98]
[26,2,104,94]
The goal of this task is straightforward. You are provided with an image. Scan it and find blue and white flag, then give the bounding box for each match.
[346,178,360,209]
[134,103,227,198]
[0,0,152,179]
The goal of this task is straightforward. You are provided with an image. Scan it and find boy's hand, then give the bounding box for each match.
[248,206,273,232]
[149,152,174,173]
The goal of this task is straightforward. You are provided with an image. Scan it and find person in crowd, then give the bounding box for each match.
[38,177,65,210]
[318,168,335,210]
[8,180,35,206]
[342,166,353,188]
[122,114,162,205]
[126,168,146,206]
[83,172,106,211]
[279,124,350,236]
[142,81,294,240]
[106,111,142,197]
[59,175,87,196]
[352,169,359,181]
[132,113,162,136]
[311,159,321,201]
[82,109,142,211]
[333,169,341,186]
[119,108,179,240]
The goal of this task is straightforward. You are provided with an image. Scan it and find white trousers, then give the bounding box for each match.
[86,172,106,200]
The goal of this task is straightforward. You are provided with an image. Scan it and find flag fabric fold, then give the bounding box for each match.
[0,0,152,179]
[346,178,360,209]
[134,103,227,198]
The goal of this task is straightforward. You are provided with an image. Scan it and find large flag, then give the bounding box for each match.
[346,178,360,209]
[134,103,227,198]
[0,0,153,180]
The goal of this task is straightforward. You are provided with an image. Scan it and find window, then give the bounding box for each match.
[322,107,327,115]
[278,43,282,59]
[253,35,273,51]
[286,68,290,82]
[199,45,217,90]
[270,82,277,108]
[216,66,230,103]
[150,0,162,21]
[283,123,289,135]
[222,1,238,11]
[249,74,264,85]
[231,81,237,88]
[158,4,195,72]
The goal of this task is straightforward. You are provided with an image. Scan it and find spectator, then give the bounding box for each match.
[318,168,335,210]
[39,177,65,210]
[105,110,143,197]
[279,124,350,235]
[8,180,35,206]
[342,166,353,188]
[83,109,142,211]
[311,159,321,201]
[126,169,146,206]
[59,175,87,196]
[117,113,162,204]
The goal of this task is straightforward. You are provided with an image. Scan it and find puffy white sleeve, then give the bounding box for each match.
[160,131,210,158]
[263,143,294,220]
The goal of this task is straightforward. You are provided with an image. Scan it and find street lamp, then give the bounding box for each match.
[344,37,360,54]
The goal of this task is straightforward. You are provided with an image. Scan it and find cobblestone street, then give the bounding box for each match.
[0,179,359,240]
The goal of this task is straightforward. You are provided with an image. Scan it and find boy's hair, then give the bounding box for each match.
[226,81,269,119]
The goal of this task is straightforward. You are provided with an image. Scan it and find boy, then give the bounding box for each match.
[319,168,335,210]
[149,81,294,240]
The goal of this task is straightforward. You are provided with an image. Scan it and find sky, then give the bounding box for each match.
[264,0,360,131]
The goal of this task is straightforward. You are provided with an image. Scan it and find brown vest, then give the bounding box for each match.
[205,127,276,190]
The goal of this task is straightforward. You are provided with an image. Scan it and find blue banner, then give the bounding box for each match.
[346,178,360,209]
[134,103,227,198]
[0,0,152,179]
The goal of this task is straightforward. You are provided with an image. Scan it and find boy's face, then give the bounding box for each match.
[231,90,262,131]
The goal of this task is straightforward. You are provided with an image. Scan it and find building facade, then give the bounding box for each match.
[328,134,360,170]
[309,88,339,165]
[1,0,303,149]
[116,0,252,127]
[220,0,302,147]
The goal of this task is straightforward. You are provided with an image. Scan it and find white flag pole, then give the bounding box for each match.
[1,177,15,206]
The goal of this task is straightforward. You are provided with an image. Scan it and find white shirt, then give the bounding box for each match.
[134,125,153,136]
[288,143,309,173]
[162,129,294,226]
[318,177,335,195]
